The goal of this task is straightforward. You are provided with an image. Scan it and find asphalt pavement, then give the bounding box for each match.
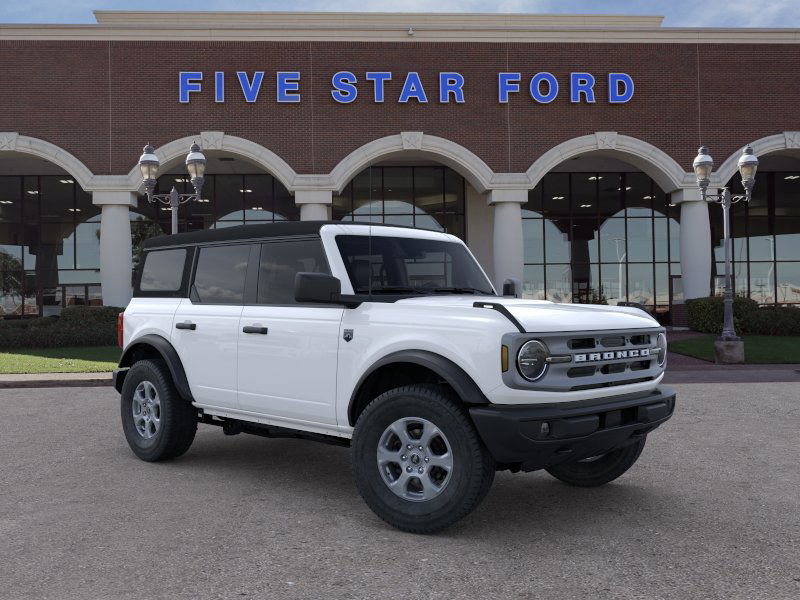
[0,384,798,600]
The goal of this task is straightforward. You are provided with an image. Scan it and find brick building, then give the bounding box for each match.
[1,11,799,320]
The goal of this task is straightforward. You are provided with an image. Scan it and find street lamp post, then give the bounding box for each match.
[138,142,207,234]
[692,145,759,356]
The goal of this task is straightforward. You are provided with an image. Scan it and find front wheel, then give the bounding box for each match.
[351,385,495,534]
[545,436,647,487]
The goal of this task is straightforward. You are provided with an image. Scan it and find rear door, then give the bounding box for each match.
[237,237,343,426]
[172,243,253,410]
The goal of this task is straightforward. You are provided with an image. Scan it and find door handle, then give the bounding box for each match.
[175,321,196,330]
[242,325,269,335]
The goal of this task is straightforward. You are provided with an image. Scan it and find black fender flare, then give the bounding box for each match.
[348,349,489,426]
[116,334,193,401]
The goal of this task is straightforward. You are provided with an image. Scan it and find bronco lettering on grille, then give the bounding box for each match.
[574,348,650,362]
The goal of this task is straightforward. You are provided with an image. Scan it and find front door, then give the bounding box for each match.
[172,243,252,409]
[237,237,343,426]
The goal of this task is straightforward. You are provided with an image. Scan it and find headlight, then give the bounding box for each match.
[655,333,667,367]
[517,340,549,381]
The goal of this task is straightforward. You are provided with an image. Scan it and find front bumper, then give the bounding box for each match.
[469,386,675,472]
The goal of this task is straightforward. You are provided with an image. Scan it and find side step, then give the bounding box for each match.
[199,413,350,447]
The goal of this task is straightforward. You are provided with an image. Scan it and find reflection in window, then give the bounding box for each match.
[714,170,800,305]
[0,175,101,316]
[523,172,679,319]
[193,245,249,304]
[258,239,329,305]
[333,166,466,240]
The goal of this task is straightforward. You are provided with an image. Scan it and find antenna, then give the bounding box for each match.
[368,165,373,296]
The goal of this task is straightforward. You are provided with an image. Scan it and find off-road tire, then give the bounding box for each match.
[120,359,197,462]
[545,435,647,487]
[351,384,495,534]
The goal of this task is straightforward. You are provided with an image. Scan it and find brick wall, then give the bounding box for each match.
[1,39,798,177]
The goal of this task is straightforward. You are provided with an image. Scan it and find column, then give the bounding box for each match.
[93,191,136,308]
[295,190,333,221]
[673,188,712,299]
[488,189,527,296]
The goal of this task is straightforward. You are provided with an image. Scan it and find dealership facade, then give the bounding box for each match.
[1,11,799,321]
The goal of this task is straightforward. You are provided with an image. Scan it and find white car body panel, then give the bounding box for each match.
[171,298,242,409]
[237,305,343,425]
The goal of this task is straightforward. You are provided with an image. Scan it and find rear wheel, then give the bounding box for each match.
[120,359,197,462]
[545,436,647,487]
[351,384,495,534]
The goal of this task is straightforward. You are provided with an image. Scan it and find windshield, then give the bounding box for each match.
[335,235,495,296]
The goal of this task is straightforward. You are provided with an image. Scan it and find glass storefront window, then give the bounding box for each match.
[776,263,800,304]
[749,262,775,304]
[716,170,800,305]
[335,166,466,240]
[523,218,544,263]
[524,171,678,320]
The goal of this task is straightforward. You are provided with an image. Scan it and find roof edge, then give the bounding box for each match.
[92,10,665,29]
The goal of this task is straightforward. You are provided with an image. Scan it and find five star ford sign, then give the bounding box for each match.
[178,71,635,104]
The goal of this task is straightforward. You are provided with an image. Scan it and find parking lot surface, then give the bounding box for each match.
[0,383,798,600]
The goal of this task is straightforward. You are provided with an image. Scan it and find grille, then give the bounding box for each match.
[502,327,665,392]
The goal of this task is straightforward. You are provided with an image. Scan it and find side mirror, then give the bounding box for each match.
[295,272,342,304]
[502,278,517,298]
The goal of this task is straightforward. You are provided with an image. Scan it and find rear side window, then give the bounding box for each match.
[258,239,329,305]
[192,245,251,304]
[140,249,187,292]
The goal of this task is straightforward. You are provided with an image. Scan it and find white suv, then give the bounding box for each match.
[115,222,675,533]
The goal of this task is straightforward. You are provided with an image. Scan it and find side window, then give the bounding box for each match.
[139,248,186,292]
[257,239,330,305]
[192,244,251,304]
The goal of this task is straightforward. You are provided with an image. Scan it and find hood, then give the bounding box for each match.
[396,296,659,333]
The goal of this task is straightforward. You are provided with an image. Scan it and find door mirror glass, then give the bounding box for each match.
[295,272,342,304]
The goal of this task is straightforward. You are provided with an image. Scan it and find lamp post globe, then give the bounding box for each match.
[737,145,759,193]
[185,142,207,196]
[138,144,160,198]
[137,141,206,235]
[692,146,713,198]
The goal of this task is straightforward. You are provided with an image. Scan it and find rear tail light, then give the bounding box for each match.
[117,312,124,348]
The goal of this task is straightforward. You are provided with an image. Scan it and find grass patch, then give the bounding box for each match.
[669,335,800,364]
[0,346,120,374]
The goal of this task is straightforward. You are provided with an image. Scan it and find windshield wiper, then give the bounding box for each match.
[354,286,426,295]
[432,287,494,295]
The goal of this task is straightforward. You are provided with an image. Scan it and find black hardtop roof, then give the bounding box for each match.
[142,221,417,249]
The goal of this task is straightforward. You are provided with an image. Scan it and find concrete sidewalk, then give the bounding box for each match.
[0,372,112,389]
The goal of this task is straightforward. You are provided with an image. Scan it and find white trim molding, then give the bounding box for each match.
[712,131,800,187]
[124,132,298,193]
[0,133,96,191]
[526,132,692,193]
[329,132,496,194]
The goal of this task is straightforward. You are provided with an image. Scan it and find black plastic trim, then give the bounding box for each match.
[117,334,194,401]
[473,301,525,333]
[348,349,489,426]
[469,386,676,471]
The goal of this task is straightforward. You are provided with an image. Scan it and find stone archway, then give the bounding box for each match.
[0,133,95,190]
[713,131,800,187]
[328,132,497,194]
[526,132,691,194]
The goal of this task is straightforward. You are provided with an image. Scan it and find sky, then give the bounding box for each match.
[1,0,799,27]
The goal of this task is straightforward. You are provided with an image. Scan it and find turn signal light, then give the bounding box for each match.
[501,345,509,372]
